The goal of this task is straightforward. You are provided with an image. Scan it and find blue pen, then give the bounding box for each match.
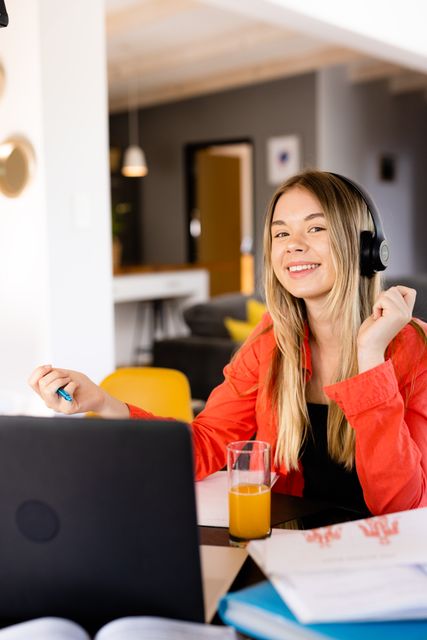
[57,387,73,402]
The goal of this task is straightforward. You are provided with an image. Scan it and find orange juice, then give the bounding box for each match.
[229,483,271,540]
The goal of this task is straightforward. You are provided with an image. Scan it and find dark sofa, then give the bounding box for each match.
[152,293,250,401]
[152,275,427,401]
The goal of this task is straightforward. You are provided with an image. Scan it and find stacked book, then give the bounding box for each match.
[219,507,427,639]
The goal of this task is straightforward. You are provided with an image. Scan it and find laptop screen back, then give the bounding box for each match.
[0,416,204,628]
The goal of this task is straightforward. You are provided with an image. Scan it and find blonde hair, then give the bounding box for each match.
[263,170,381,471]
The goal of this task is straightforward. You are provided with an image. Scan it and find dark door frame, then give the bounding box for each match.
[184,138,255,263]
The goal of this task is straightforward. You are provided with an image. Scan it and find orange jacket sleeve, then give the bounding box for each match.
[325,322,427,515]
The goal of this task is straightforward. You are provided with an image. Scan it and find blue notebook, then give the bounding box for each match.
[219,580,427,640]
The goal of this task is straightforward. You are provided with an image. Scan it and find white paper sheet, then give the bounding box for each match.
[272,565,427,623]
[195,471,278,528]
[249,506,427,574]
[0,617,89,640]
[195,471,229,527]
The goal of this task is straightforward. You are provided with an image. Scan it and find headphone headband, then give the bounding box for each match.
[329,172,389,277]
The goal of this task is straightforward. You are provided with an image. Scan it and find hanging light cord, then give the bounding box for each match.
[129,107,139,146]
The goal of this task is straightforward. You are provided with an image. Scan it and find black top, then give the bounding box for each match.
[301,403,370,515]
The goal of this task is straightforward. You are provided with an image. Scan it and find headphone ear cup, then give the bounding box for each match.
[360,230,374,277]
[331,172,389,277]
[372,239,390,273]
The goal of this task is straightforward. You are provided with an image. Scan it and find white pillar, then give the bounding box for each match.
[0,0,114,413]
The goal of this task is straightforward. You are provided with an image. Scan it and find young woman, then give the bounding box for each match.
[29,171,427,516]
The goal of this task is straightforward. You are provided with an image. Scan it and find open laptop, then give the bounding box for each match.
[0,416,204,629]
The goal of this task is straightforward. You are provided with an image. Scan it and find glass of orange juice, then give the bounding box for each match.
[227,440,271,545]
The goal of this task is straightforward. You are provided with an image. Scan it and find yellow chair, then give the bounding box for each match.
[99,367,193,422]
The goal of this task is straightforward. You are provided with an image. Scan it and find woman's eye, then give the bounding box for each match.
[308,226,326,233]
[273,231,288,239]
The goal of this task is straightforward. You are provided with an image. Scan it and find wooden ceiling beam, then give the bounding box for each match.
[108,23,296,82]
[347,60,403,84]
[109,46,363,112]
[106,0,198,38]
[388,71,427,94]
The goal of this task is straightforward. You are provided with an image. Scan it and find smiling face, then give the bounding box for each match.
[270,186,336,308]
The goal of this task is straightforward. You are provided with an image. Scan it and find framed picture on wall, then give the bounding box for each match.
[267,134,301,185]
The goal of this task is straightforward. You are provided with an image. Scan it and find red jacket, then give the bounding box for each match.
[129,313,427,515]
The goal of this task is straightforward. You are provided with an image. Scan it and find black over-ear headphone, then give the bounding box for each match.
[329,173,390,278]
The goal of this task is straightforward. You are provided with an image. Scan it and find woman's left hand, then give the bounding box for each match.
[357,285,416,372]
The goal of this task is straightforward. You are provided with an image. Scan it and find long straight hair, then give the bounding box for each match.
[263,171,381,470]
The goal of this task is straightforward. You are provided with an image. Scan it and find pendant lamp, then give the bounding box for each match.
[122,106,148,177]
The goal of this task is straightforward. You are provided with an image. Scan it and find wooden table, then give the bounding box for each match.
[199,492,365,630]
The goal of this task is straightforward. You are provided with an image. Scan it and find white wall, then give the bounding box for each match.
[0,0,114,413]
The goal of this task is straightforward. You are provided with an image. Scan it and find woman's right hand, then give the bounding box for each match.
[28,365,129,418]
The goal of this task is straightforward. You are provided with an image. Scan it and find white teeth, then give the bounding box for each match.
[288,264,319,272]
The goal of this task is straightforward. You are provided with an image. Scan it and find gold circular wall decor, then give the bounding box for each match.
[0,137,36,198]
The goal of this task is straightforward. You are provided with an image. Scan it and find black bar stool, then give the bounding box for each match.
[132,298,178,364]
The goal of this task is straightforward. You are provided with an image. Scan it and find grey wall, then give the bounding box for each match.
[110,73,317,286]
[318,66,427,276]
[396,92,427,274]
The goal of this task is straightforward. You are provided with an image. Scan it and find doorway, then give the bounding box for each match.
[185,140,254,297]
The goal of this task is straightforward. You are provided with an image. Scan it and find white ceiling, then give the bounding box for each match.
[105,0,427,113]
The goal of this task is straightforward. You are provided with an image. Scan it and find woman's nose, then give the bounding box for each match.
[286,236,306,253]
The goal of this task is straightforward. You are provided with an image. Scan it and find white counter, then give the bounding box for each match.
[113,269,209,366]
[113,268,209,304]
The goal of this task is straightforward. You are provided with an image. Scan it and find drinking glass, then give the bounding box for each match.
[227,440,271,544]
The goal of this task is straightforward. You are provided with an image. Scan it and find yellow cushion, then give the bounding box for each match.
[247,298,267,325]
[224,299,267,342]
[224,317,256,342]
